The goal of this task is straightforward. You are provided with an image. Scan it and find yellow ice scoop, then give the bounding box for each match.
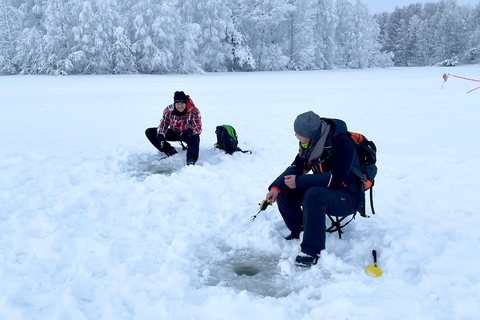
[365,250,382,278]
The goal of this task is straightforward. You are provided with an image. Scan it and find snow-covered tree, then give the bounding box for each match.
[237,0,291,70]
[70,1,98,73]
[285,0,316,70]
[434,0,468,62]
[42,0,77,74]
[128,0,177,73]
[173,21,202,73]
[112,26,136,74]
[183,0,231,72]
[1,0,45,73]
[465,3,480,64]
[183,0,254,72]
[406,15,423,66]
[175,0,202,73]
[94,0,122,73]
[376,0,479,66]
[314,0,337,69]
[334,0,355,67]
[0,0,21,73]
[225,8,255,71]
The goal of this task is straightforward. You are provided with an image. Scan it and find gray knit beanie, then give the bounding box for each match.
[294,111,322,138]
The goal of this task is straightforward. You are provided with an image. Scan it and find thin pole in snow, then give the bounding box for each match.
[442,73,480,94]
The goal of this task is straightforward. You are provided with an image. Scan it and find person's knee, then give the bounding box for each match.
[277,189,304,212]
[188,133,200,144]
[183,134,200,151]
[145,127,155,137]
[277,189,295,206]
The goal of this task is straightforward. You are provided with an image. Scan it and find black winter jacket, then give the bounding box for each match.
[269,119,362,195]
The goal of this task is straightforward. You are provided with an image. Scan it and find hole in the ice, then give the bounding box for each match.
[234,265,260,276]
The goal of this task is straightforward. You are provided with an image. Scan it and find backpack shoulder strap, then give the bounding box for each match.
[322,118,348,134]
[236,147,252,154]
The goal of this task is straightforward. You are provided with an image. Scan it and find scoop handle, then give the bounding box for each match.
[372,250,377,264]
[259,199,270,211]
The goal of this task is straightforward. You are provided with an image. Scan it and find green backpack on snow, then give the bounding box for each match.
[214,125,252,155]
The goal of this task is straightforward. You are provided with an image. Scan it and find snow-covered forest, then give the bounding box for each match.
[376,0,480,66]
[0,0,479,75]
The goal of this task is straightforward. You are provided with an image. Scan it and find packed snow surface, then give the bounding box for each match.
[1,66,479,319]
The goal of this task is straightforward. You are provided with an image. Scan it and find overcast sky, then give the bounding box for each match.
[361,0,479,14]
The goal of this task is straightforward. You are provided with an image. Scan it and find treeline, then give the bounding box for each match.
[0,0,392,75]
[1,0,479,75]
[375,0,480,66]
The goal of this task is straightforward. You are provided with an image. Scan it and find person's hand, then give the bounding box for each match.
[157,134,166,148]
[284,175,296,189]
[266,188,279,204]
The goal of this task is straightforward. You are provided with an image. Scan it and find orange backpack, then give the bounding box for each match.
[349,131,377,192]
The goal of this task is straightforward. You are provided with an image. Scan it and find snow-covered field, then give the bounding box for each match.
[1,66,479,319]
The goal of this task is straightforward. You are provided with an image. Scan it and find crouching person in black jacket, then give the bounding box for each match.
[265,111,362,267]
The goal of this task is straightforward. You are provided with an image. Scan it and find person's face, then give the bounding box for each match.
[295,133,310,144]
[174,102,187,112]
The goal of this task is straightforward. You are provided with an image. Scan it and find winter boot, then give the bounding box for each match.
[186,155,196,166]
[295,253,319,267]
[285,233,300,240]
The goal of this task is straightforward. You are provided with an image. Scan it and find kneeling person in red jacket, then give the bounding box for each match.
[145,91,202,165]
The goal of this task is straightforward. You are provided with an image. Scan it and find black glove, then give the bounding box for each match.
[179,129,193,140]
[165,148,178,157]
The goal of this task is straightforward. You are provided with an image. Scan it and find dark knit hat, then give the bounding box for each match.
[174,91,187,104]
[294,111,322,138]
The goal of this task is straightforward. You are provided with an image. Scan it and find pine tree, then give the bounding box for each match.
[112,26,136,74]
[396,18,410,66]
[407,15,423,66]
[225,8,255,71]
[286,0,316,70]
[435,0,468,63]
[175,0,202,73]
[237,0,291,70]
[7,0,47,73]
[94,0,122,73]
[42,0,77,74]
[314,0,337,69]
[334,0,355,68]
[189,0,229,72]
[70,1,97,74]
[129,0,177,73]
[465,3,480,64]
[0,0,21,73]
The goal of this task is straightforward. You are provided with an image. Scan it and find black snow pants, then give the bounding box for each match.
[277,186,361,257]
[145,127,200,161]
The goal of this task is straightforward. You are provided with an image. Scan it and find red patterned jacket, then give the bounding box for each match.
[157,96,202,136]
